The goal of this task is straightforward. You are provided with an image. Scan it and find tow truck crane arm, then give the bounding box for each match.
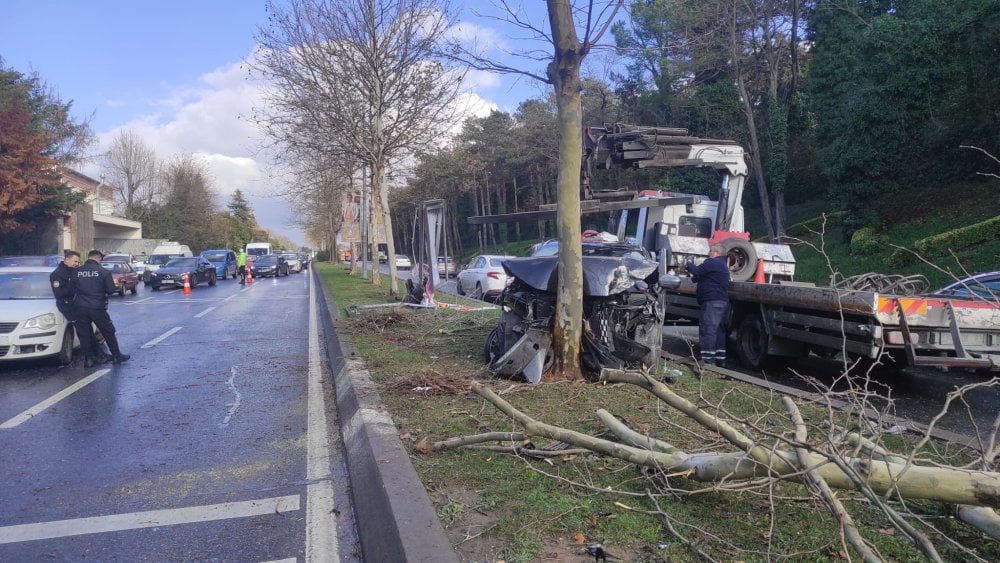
[582,123,748,232]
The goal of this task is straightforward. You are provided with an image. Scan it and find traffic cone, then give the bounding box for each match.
[753,258,766,284]
[182,273,192,294]
[246,267,253,285]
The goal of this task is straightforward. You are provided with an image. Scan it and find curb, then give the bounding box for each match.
[314,268,458,562]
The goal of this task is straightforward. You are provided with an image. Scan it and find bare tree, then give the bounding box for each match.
[101,129,159,220]
[253,0,466,295]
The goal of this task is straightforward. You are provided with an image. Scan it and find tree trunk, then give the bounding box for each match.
[730,7,776,242]
[546,0,584,379]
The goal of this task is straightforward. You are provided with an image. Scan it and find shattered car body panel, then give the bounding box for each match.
[485,244,667,382]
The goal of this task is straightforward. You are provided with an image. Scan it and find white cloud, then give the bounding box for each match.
[93,60,306,246]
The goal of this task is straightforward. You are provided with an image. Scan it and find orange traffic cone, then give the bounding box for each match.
[246,267,253,285]
[182,272,192,294]
[753,258,766,284]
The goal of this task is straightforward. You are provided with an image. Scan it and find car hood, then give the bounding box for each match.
[504,255,660,296]
[0,299,63,322]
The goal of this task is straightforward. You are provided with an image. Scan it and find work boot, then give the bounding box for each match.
[84,356,96,368]
[112,354,131,365]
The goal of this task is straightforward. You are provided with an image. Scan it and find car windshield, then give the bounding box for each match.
[148,254,180,266]
[0,256,58,267]
[936,276,1000,299]
[103,256,129,263]
[165,258,197,268]
[282,254,297,260]
[0,272,52,299]
[256,256,278,265]
[101,263,124,272]
[202,253,226,262]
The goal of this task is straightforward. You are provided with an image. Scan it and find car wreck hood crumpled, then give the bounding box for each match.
[502,255,660,296]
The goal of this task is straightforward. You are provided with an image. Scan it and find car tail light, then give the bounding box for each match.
[487,272,501,280]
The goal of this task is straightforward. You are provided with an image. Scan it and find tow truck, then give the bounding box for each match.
[471,123,1000,372]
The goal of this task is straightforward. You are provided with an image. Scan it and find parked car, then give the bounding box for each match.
[148,257,217,290]
[0,267,78,364]
[101,261,139,296]
[394,254,412,270]
[0,255,63,268]
[437,256,460,278]
[200,249,238,280]
[931,271,1000,300]
[250,254,289,278]
[456,254,515,299]
[282,252,303,273]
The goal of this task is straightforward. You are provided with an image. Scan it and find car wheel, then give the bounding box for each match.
[118,285,125,297]
[475,282,484,300]
[55,325,74,366]
[456,278,465,295]
[209,273,217,286]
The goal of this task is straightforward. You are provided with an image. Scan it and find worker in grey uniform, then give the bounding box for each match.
[73,250,130,367]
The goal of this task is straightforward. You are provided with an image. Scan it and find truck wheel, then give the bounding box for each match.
[721,238,758,282]
[736,313,769,369]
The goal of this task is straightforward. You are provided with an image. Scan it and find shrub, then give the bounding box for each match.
[850,226,881,256]
[913,215,1000,257]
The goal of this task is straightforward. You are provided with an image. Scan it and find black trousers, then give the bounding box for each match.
[75,306,123,358]
[58,303,106,357]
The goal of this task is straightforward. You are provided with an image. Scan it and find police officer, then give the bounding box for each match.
[74,250,130,366]
[50,250,110,364]
[236,249,248,284]
[686,244,731,367]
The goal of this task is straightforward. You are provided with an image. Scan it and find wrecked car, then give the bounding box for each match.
[484,240,680,383]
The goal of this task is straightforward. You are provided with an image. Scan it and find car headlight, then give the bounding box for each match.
[25,312,58,330]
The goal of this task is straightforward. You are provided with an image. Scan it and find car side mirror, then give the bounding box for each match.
[658,274,681,289]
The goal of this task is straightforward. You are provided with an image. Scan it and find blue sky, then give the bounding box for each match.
[2,1,567,247]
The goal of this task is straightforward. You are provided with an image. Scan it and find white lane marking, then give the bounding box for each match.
[0,369,112,429]
[194,306,217,319]
[129,296,155,305]
[306,272,339,562]
[223,293,238,302]
[141,327,182,349]
[220,366,243,428]
[0,495,300,544]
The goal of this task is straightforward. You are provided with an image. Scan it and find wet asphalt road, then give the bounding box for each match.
[0,270,360,561]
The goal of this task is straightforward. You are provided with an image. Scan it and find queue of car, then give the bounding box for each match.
[0,248,309,365]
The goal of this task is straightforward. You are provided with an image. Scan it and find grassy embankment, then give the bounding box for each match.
[316,262,996,563]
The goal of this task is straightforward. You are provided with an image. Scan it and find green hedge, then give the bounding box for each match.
[890,215,1000,266]
[850,226,881,256]
[913,215,1000,256]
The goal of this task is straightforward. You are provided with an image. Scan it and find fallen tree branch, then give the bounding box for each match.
[784,397,883,563]
[468,380,1000,506]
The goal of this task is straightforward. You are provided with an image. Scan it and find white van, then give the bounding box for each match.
[143,242,194,282]
[245,242,272,257]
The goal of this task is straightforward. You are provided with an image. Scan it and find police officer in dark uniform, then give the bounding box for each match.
[74,250,130,367]
[50,250,110,364]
